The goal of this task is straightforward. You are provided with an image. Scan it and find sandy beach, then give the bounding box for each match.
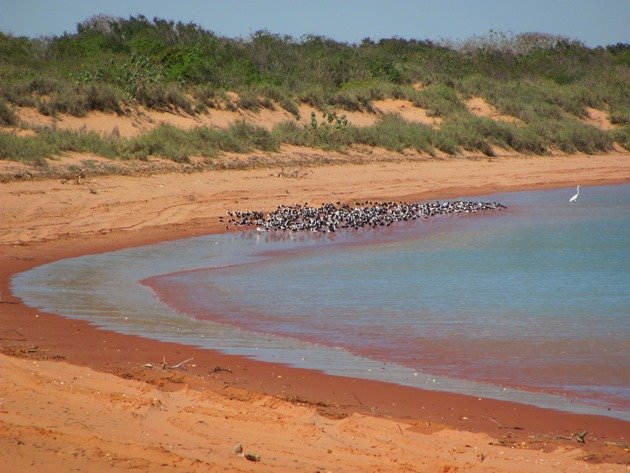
[2,151,630,472]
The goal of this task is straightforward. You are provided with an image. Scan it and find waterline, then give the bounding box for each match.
[12,185,630,420]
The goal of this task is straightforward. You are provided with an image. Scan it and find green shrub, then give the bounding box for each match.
[555,121,611,153]
[277,96,300,117]
[273,118,355,150]
[297,87,330,110]
[35,100,56,116]
[529,119,611,153]
[436,115,504,155]
[458,76,627,126]
[125,124,194,161]
[236,89,262,111]
[122,122,278,161]
[258,85,300,116]
[504,126,548,154]
[431,133,460,154]
[609,126,630,149]
[225,121,279,152]
[329,91,361,111]
[610,108,630,126]
[136,83,193,113]
[357,114,433,152]
[192,85,226,110]
[0,99,17,126]
[86,83,123,113]
[0,131,50,163]
[36,85,89,117]
[0,127,120,163]
[28,77,62,95]
[410,84,466,117]
[37,127,120,157]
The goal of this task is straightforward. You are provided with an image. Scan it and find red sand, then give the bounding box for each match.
[2,153,630,471]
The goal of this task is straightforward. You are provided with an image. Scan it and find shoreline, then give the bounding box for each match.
[2,153,630,470]
[20,201,627,421]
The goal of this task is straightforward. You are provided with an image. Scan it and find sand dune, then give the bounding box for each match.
[6,97,618,149]
[373,99,441,126]
[583,107,619,131]
[465,97,522,124]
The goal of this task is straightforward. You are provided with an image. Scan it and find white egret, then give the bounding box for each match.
[569,185,580,203]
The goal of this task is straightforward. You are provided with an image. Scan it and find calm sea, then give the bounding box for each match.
[13,184,630,420]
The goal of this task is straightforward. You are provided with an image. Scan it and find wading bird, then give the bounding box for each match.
[569,185,581,203]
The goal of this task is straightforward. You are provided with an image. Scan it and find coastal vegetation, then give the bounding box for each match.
[0,15,628,166]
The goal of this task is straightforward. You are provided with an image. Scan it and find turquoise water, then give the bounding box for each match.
[13,184,630,419]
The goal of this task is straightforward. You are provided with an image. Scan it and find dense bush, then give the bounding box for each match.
[0,16,627,160]
[2,16,627,109]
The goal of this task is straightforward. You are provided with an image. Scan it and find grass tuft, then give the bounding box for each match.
[0,99,17,126]
[86,84,123,114]
[410,84,466,117]
[136,83,194,113]
[0,131,50,163]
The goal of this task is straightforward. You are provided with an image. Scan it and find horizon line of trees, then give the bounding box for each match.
[1,14,628,92]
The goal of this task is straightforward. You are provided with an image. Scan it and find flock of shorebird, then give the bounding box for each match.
[221,184,585,232]
[222,200,507,233]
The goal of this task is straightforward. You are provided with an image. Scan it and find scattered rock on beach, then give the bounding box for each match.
[244,452,261,462]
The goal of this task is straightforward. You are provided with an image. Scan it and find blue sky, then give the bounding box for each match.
[1,0,629,46]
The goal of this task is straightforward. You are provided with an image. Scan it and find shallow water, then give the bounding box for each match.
[13,184,630,420]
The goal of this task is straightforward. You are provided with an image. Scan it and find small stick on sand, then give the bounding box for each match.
[144,357,193,370]
[532,430,589,444]
[171,357,194,369]
[482,416,505,429]
[552,430,588,443]
[353,392,366,408]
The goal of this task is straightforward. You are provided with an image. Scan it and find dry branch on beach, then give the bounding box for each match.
[143,356,194,370]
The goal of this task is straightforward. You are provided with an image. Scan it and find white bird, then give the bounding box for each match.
[569,185,580,203]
